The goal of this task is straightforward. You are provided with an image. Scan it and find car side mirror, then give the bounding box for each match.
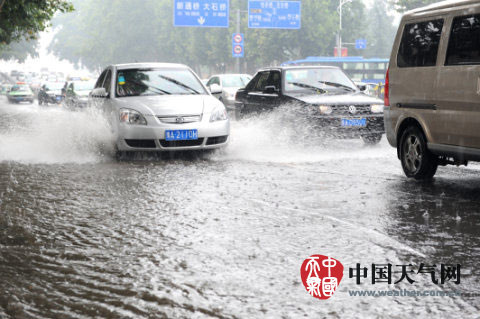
[264,85,278,94]
[91,87,109,98]
[209,83,222,94]
[355,82,367,92]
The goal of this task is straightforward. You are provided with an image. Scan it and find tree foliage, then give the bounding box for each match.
[0,0,73,44]
[0,39,39,62]
[0,0,72,61]
[390,0,438,12]
[49,0,396,75]
[364,0,397,58]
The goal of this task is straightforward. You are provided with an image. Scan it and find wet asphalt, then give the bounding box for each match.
[0,98,479,318]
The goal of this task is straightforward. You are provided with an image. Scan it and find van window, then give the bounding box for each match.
[397,19,444,68]
[446,14,480,65]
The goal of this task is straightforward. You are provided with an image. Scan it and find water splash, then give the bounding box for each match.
[218,105,391,164]
[0,102,115,164]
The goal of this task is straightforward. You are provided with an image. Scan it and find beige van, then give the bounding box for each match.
[385,0,480,179]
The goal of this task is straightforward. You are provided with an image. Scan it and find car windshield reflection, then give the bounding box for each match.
[116,68,207,97]
[284,68,357,93]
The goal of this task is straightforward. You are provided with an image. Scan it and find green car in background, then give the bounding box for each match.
[7,83,34,104]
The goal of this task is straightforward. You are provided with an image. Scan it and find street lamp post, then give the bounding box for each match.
[337,0,352,57]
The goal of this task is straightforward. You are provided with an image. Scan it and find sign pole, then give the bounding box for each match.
[236,8,240,73]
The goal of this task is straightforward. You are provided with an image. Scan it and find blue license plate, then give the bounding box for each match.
[341,118,367,127]
[165,129,198,141]
[56,96,62,101]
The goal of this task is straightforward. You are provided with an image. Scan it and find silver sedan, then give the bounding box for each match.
[89,63,230,152]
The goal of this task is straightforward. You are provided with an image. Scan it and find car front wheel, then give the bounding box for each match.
[399,126,438,180]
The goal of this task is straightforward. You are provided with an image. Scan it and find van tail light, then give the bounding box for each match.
[384,68,390,107]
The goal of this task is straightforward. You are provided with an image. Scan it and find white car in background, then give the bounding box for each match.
[206,74,251,116]
[89,63,230,153]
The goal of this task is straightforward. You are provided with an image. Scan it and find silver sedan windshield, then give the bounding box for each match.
[116,68,207,97]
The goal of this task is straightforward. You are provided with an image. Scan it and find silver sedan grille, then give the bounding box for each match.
[157,115,202,124]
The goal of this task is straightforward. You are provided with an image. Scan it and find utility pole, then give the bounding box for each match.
[236,8,241,73]
[337,0,352,57]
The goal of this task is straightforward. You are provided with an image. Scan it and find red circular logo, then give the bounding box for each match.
[300,255,344,300]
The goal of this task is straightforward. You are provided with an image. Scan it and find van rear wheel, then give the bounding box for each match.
[399,126,438,180]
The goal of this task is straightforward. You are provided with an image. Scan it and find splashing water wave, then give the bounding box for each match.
[0,103,115,164]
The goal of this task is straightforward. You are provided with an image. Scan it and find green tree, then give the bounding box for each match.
[364,0,397,58]
[0,0,73,44]
[0,38,39,62]
[390,0,438,12]
[0,0,72,61]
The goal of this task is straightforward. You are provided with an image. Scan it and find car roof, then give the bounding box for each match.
[112,62,189,70]
[210,73,251,78]
[404,0,480,18]
[258,66,341,72]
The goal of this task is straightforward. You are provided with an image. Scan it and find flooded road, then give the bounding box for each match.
[0,98,479,318]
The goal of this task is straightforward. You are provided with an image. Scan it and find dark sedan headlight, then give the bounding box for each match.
[318,105,333,115]
[370,104,384,113]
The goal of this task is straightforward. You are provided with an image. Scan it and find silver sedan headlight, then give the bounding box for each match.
[210,105,228,122]
[119,108,147,125]
[370,104,384,113]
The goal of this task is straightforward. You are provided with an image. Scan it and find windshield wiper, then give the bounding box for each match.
[127,79,171,95]
[288,82,327,93]
[318,81,355,92]
[158,75,200,94]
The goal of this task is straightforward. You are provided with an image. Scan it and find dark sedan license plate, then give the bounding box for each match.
[341,118,367,127]
[165,129,198,141]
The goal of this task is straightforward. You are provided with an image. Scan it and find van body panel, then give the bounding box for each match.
[386,0,480,162]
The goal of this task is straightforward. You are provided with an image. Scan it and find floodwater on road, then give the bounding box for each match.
[0,99,479,318]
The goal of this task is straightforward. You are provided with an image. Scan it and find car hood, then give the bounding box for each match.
[287,92,383,105]
[112,94,222,116]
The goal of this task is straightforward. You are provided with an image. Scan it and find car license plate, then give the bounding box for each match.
[165,129,198,141]
[56,96,62,101]
[341,118,367,127]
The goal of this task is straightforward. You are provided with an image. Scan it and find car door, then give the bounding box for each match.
[101,69,115,121]
[435,9,480,148]
[261,70,281,111]
[245,71,271,113]
[392,18,445,144]
[90,69,107,107]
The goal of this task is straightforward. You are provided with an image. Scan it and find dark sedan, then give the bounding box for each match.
[235,66,385,144]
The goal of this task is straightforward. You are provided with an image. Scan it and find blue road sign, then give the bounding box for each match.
[232,44,244,58]
[232,33,244,45]
[248,1,301,29]
[174,0,229,28]
[232,33,244,58]
[355,39,367,50]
